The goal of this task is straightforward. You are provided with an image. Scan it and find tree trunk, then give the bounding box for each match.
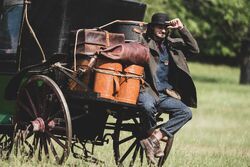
[240,38,250,84]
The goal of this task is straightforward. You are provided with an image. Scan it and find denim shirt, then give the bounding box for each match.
[154,44,173,93]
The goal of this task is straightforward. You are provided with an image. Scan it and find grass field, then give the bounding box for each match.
[1,62,250,167]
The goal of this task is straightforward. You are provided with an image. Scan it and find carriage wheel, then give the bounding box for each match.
[13,75,72,164]
[0,134,12,159]
[113,116,174,167]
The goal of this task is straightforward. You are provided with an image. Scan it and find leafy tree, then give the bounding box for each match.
[138,0,250,84]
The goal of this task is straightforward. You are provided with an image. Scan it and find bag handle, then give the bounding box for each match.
[113,75,120,94]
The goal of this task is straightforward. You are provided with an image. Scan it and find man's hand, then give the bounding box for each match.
[166,89,181,100]
[166,18,184,30]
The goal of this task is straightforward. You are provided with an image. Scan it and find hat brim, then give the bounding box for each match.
[149,22,167,26]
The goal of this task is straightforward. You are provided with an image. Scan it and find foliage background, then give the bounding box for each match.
[138,0,250,60]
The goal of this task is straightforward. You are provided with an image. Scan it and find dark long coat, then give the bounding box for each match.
[141,27,200,108]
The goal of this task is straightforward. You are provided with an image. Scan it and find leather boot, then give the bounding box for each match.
[154,139,164,158]
[152,130,164,157]
[140,136,157,164]
[140,135,165,164]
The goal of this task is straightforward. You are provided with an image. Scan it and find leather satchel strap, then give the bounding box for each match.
[104,30,110,47]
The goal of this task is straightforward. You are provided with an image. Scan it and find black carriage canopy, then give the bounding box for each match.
[0,0,146,73]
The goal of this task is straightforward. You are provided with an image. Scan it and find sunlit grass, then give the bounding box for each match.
[167,62,250,167]
[1,62,250,166]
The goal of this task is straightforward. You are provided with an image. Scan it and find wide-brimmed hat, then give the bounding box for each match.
[149,13,169,25]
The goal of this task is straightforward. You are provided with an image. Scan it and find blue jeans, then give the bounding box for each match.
[137,91,192,138]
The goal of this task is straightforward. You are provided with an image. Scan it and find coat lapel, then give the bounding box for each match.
[147,39,159,74]
[146,39,160,94]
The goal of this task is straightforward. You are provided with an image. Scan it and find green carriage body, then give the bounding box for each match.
[0,76,15,124]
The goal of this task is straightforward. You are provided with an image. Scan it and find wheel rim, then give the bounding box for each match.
[14,75,72,164]
[113,117,145,167]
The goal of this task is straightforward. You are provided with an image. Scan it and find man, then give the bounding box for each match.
[139,13,199,164]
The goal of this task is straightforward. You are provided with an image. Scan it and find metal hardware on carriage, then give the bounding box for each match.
[31,117,45,132]
[30,117,56,132]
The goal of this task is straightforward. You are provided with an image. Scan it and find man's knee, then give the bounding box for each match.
[142,102,156,116]
[184,107,192,121]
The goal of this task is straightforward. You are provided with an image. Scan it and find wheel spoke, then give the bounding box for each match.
[120,139,137,163]
[24,140,34,158]
[13,129,34,158]
[50,126,66,132]
[38,134,43,161]
[41,91,56,120]
[45,130,66,149]
[0,136,6,148]
[0,135,5,142]
[32,82,43,114]
[0,135,12,155]
[46,111,62,124]
[47,137,60,162]
[17,100,36,119]
[130,142,140,167]
[119,135,135,145]
[24,89,38,117]
[41,96,50,120]
[139,146,144,166]
[32,133,39,151]
[25,130,34,140]
[132,118,139,124]
[43,135,49,158]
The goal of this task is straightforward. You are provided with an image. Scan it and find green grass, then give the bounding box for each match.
[1,62,250,166]
[170,63,250,167]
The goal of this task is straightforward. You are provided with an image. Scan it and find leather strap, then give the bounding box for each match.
[104,31,110,47]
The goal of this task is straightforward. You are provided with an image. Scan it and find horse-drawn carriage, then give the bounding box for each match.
[0,0,173,166]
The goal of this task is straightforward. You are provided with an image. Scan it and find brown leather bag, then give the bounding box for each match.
[93,58,122,100]
[99,42,150,65]
[72,29,125,55]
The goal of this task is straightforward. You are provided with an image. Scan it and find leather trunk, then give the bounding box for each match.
[71,29,125,55]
